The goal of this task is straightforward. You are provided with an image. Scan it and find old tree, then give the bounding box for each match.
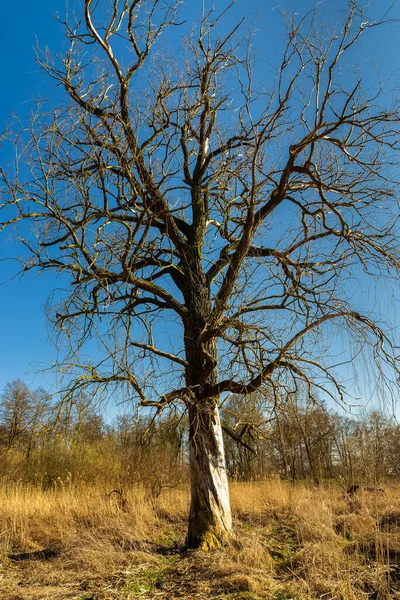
[1,0,400,548]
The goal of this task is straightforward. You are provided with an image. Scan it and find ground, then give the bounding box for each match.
[1,480,400,599]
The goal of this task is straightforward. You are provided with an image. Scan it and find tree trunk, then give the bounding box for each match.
[182,303,232,547]
[182,246,232,549]
[187,401,232,550]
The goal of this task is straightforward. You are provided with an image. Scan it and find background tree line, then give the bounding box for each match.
[0,379,398,490]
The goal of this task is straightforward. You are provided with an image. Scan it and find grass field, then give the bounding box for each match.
[1,478,399,599]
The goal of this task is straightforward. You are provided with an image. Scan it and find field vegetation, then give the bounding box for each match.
[1,479,400,599]
[1,381,400,599]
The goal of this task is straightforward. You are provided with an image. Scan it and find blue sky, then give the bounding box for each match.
[0,1,66,393]
[0,0,399,413]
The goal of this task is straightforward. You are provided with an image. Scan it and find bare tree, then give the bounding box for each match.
[25,387,53,458]
[0,380,33,450]
[1,0,400,548]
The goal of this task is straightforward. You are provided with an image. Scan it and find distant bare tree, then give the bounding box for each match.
[1,1,400,547]
[25,387,53,458]
[0,380,32,450]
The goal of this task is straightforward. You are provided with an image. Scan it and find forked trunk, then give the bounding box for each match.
[186,401,232,550]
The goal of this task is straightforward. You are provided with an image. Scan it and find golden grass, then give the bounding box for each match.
[1,479,400,599]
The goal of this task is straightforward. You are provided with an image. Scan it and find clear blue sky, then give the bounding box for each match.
[0,0,399,409]
[0,1,66,393]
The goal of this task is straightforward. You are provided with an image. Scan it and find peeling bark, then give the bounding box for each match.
[182,276,232,549]
[187,402,232,549]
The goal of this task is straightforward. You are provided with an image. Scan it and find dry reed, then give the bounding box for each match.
[0,479,399,599]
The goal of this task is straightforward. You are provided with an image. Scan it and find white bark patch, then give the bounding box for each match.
[187,403,232,547]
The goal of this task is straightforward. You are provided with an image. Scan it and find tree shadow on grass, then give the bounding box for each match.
[8,548,60,561]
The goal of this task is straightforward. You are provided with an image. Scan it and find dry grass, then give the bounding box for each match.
[1,479,400,599]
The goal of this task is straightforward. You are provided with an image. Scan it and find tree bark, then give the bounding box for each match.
[186,401,232,549]
[182,271,232,549]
